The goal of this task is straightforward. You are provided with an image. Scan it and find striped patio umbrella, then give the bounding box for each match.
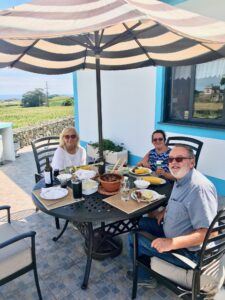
[0,0,225,160]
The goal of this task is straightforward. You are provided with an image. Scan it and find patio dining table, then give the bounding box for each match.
[32,178,172,289]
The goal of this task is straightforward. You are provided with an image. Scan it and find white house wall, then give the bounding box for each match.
[166,133,225,182]
[77,67,156,158]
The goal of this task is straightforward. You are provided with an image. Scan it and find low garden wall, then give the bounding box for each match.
[13,117,74,148]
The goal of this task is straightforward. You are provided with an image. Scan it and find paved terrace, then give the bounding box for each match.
[0,146,225,300]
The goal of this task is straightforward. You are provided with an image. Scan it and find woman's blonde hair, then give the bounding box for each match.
[59,127,80,151]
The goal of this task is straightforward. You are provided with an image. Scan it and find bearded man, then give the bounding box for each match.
[127,144,218,288]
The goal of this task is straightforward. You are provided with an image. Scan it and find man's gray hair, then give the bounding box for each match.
[174,144,195,159]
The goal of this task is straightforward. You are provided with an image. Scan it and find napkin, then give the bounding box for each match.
[75,169,96,180]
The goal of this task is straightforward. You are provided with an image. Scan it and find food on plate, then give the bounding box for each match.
[134,190,153,201]
[100,174,121,182]
[70,165,92,173]
[132,167,149,174]
[142,176,163,184]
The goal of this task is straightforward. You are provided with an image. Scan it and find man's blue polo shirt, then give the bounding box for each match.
[163,168,218,251]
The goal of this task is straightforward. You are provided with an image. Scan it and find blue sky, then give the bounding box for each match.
[0,1,73,97]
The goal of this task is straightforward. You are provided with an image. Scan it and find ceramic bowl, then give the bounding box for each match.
[82,179,99,195]
[57,174,72,182]
[134,179,150,189]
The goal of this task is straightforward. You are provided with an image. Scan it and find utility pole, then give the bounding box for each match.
[45,81,49,107]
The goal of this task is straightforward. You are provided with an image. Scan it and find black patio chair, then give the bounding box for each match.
[31,136,61,230]
[166,136,203,168]
[31,136,59,183]
[0,205,42,300]
[132,208,225,300]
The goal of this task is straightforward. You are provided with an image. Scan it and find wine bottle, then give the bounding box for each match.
[44,157,53,187]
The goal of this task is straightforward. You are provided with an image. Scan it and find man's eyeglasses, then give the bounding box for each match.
[64,135,77,139]
[153,138,164,142]
[168,157,192,163]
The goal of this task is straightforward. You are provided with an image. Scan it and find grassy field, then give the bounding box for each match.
[0,96,74,129]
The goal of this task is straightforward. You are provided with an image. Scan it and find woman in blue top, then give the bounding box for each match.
[138,130,174,181]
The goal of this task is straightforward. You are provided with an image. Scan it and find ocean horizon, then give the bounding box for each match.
[0,94,73,101]
[0,94,21,100]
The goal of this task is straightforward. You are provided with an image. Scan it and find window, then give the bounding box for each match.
[164,59,225,127]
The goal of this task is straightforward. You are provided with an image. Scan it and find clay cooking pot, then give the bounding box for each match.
[99,173,122,192]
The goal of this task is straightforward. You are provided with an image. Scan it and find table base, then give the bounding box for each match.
[84,234,122,260]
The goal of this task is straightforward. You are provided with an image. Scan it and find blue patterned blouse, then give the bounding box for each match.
[148,148,171,172]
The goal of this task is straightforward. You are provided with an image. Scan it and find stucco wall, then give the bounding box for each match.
[77,67,156,159]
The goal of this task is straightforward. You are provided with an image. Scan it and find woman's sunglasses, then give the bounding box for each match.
[168,157,192,163]
[153,138,164,142]
[64,134,77,139]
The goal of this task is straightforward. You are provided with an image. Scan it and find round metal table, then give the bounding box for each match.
[32,179,172,289]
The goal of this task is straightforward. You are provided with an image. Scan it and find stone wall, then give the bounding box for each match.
[13,117,74,148]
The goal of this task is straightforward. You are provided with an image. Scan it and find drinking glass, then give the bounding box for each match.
[120,178,130,201]
[72,179,82,199]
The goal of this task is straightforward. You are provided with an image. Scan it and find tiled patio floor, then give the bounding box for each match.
[0,146,225,300]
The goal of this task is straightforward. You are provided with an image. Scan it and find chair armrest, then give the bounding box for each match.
[0,231,36,249]
[133,230,197,269]
[0,205,11,223]
[170,252,197,269]
[137,230,158,241]
[132,230,157,263]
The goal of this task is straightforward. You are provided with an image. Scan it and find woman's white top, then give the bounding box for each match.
[52,146,86,171]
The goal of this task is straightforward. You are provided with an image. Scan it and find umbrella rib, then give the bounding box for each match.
[99,29,105,47]
[65,36,94,50]
[122,23,156,66]
[101,21,142,51]
[10,39,40,68]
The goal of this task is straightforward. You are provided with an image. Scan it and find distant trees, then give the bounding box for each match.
[21,89,45,107]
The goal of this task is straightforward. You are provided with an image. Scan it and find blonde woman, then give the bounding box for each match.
[52,127,86,171]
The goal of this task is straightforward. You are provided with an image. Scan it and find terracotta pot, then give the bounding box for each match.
[99,173,122,192]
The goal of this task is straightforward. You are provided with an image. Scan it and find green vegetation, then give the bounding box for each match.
[0,95,74,128]
[91,139,123,152]
[49,96,73,106]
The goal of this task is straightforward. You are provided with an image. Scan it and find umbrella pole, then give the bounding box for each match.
[95,54,104,162]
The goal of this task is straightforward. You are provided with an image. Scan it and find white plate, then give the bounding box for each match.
[129,167,152,176]
[131,189,164,203]
[40,187,68,200]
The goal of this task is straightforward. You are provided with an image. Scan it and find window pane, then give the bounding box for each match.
[193,60,225,120]
[169,66,192,120]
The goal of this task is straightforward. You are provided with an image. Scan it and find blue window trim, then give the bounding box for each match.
[161,0,187,4]
[155,67,225,141]
[73,72,79,134]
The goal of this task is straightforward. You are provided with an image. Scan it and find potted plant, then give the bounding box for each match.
[87,139,128,165]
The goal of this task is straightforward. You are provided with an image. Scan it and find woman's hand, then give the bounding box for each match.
[156,168,165,177]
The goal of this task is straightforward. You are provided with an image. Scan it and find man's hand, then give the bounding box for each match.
[155,209,165,225]
[152,238,173,253]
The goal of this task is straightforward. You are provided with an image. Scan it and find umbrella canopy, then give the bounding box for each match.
[0,0,225,159]
[0,0,225,73]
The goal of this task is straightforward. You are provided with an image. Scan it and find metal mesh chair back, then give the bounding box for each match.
[166,136,203,168]
[31,136,59,174]
[198,209,225,269]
